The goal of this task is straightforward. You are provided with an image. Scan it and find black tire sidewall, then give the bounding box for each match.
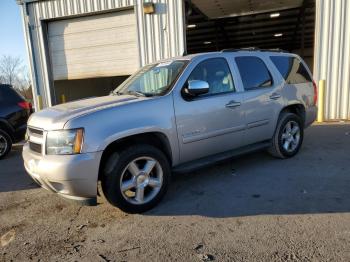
[0,129,12,160]
[102,145,171,213]
[277,113,304,158]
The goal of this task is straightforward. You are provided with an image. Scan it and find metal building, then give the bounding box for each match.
[18,0,350,120]
[314,0,350,120]
[18,0,185,109]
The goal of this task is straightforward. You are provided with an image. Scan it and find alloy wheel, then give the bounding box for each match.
[119,156,163,205]
[281,120,300,153]
[0,134,8,156]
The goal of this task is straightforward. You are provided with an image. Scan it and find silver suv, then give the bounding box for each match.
[23,50,317,213]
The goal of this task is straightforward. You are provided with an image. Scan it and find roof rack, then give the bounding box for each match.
[221,47,259,52]
[261,48,288,53]
[221,47,287,53]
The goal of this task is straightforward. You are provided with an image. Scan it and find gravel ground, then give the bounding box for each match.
[1,122,350,262]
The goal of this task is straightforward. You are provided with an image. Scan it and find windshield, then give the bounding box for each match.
[113,60,187,97]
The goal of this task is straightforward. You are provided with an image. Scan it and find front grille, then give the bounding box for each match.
[29,141,42,154]
[28,127,43,136]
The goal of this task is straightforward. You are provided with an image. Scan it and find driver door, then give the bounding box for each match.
[173,57,246,163]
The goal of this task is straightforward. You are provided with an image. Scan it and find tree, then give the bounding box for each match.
[0,74,5,84]
[15,68,33,100]
[0,55,24,86]
[0,55,33,101]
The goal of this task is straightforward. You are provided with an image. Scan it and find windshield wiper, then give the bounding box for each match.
[112,91,123,96]
[127,90,146,97]
[113,90,156,97]
[127,90,158,97]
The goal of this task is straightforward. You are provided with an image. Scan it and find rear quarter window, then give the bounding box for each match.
[270,56,312,84]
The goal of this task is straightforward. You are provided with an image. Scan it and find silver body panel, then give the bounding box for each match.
[23,51,317,202]
[23,143,102,199]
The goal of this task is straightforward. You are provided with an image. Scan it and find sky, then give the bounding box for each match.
[0,0,28,67]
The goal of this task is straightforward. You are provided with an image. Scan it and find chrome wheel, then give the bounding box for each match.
[120,157,163,205]
[0,133,8,156]
[281,120,300,153]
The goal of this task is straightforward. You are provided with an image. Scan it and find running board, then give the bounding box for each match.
[172,141,271,174]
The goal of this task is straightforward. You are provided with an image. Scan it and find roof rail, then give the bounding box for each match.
[221,47,287,53]
[261,48,287,53]
[222,47,260,52]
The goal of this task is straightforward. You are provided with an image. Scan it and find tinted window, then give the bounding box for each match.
[187,58,235,96]
[235,57,273,90]
[0,85,23,103]
[270,56,312,84]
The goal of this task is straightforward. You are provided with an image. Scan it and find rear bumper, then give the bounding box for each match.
[22,142,102,204]
[13,123,27,142]
[305,105,318,128]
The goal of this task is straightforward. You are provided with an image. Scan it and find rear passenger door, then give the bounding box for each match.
[233,55,284,145]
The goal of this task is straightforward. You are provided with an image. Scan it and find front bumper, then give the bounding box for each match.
[22,142,102,204]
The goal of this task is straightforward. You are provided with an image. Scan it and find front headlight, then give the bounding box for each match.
[46,128,84,155]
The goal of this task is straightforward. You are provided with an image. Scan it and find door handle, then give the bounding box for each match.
[270,93,281,100]
[225,100,241,108]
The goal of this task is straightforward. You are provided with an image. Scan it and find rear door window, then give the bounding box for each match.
[270,56,312,84]
[235,56,273,90]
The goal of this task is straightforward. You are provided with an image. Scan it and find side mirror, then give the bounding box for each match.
[186,80,209,96]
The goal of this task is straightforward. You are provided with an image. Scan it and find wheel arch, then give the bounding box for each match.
[278,103,306,127]
[98,132,173,181]
[0,119,14,142]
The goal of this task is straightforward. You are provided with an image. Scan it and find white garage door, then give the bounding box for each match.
[48,9,139,81]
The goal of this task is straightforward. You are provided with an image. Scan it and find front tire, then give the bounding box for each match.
[0,129,12,160]
[102,144,171,213]
[268,112,304,159]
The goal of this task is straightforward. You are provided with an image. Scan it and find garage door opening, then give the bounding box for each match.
[53,75,129,103]
[47,9,139,104]
[185,0,315,70]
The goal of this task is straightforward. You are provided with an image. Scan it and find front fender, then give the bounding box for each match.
[64,95,180,165]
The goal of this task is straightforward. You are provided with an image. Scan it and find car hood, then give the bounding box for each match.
[28,95,143,130]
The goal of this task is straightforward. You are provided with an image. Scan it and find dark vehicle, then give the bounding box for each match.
[0,84,32,159]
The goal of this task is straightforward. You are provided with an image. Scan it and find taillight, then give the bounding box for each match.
[18,101,32,110]
[312,80,318,105]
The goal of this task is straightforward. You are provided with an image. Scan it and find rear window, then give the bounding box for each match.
[270,56,312,84]
[0,85,24,103]
[235,56,273,90]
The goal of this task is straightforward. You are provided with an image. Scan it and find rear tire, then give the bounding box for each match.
[101,144,171,213]
[0,129,12,160]
[268,112,304,159]
[0,129,12,159]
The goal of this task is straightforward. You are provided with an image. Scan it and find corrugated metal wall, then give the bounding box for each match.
[314,0,350,120]
[22,0,185,109]
[136,0,185,65]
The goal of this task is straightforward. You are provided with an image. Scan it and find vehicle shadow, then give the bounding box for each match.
[148,124,350,218]
[0,144,39,193]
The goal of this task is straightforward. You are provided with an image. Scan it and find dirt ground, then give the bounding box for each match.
[1,122,350,262]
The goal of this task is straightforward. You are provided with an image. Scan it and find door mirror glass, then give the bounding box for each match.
[186,80,209,96]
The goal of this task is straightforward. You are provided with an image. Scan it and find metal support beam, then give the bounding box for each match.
[290,0,307,51]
